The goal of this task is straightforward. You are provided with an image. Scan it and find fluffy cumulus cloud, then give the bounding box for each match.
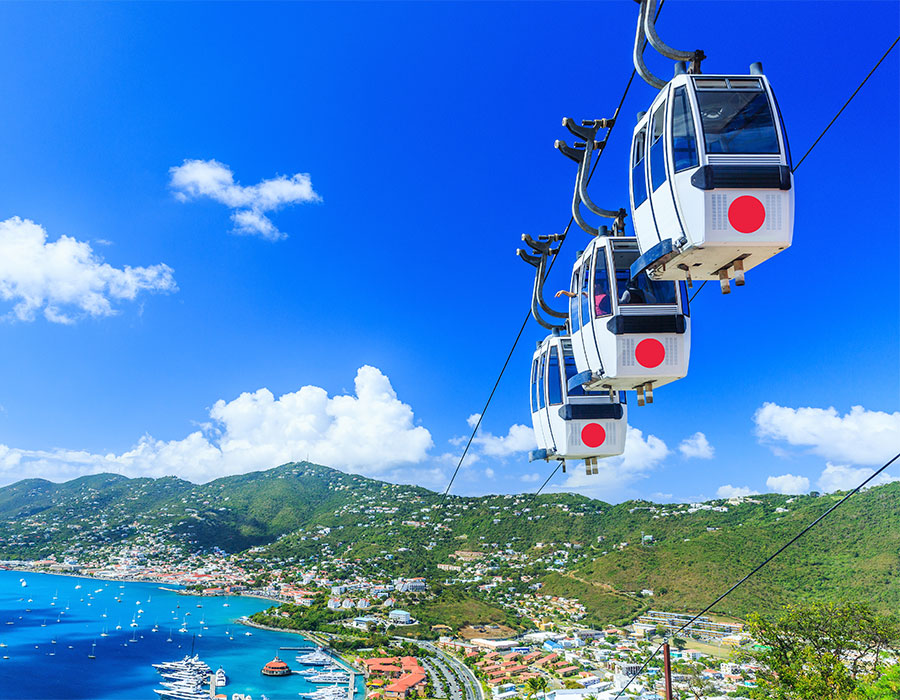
[678,432,715,459]
[559,426,670,500]
[754,403,900,466]
[0,217,175,324]
[169,159,321,240]
[716,484,758,498]
[817,462,899,493]
[766,473,810,495]
[474,423,537,457]
[0,366,433,485]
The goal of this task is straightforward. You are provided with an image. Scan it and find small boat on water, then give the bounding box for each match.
[295,647,333,666]
[214,667,227,686]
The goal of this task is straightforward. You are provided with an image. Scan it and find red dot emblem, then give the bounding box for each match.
[635,338,665,368]
[581,423,606,448]
[728,195,766,233]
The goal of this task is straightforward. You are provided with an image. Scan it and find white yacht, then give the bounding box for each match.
[296,647,333,665]
[309,671,351,684]
[215,667,227,686]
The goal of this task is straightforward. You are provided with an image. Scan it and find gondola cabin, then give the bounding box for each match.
[529,333,627,466]
[567,235,690,404]
[628,65,793,291]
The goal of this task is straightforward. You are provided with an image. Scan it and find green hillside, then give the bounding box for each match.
[1,462,898,622]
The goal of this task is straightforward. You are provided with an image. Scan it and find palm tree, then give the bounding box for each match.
[525,675,549,699]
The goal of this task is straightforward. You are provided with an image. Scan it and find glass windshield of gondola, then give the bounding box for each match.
[611,245,677,305]
[695,83,779,154]
[561,340,602,396]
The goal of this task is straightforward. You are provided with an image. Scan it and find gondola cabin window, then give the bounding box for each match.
[695,79,780,154]
[650,103,667,192]
[632,127,648,206]
[671,86,699,172]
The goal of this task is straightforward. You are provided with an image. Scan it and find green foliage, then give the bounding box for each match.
[5,462,900,627]
[856,664,900,700]
[745,602,900,700]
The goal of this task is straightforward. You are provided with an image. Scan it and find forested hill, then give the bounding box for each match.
[1,462,899,620]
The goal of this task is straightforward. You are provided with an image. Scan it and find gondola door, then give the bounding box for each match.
[646,95,686,246]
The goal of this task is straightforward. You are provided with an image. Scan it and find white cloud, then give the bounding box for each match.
[0,217,175,324]
[766,473,810,495]
[521,472,541,483]
[754,403,900,466]
[716,484,758,498]
[558,426,669,500]
[484,468,495,479]
[473,423,537,458]
[169,159,321,241]
[817,462,898,493]
[678,432,714,459]
[0,366,433,485]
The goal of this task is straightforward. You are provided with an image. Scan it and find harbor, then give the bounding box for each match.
[0,570,363,700]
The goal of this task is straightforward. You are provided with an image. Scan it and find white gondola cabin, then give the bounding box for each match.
[567,235,690,404]
[628,65,793,292]
[529,333,627,469]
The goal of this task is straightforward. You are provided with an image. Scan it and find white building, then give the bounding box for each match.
[389,609,413,625]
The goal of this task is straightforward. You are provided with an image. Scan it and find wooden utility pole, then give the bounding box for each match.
[663,641,673,699]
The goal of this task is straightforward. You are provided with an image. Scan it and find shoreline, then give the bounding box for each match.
[237,619,365,674]
[2,566,285,605]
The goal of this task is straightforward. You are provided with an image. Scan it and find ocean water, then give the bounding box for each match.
[0,570,364,700]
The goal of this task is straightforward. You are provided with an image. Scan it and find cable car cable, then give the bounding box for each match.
[436,62,644,510]
[684,35,897,306]
[611,448,900,699]
[792,34,899,173]
[687,280,707,304]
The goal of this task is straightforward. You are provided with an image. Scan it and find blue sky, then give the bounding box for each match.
[0,1,896,503]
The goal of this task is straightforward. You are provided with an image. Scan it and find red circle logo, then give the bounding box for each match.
[728,195,766,233]
[581,423,606,448]
[635,338,665,368]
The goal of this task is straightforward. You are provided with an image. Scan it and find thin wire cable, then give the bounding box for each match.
[437,4,662,507]
[793,34,899,173]
[688,280,707,304]
[613,449,900,698]
[685,34,897,307]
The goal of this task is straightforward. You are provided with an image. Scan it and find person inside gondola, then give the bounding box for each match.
[619,278,646,305]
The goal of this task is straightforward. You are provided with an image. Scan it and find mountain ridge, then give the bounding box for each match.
[1,461,898,622]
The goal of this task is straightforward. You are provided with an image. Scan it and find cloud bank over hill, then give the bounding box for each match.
[0,366,433,485]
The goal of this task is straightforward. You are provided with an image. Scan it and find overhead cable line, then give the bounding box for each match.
[612,449,900,699]
[792,34,899,173]
[437,60,644,509]
[687,32,897,307]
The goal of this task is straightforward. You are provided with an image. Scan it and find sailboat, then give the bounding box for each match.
[166,629,173,643]
[130,614,138,628]
[88,642,96,659]
[100,626,109,638]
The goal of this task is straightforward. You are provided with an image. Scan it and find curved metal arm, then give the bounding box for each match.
[520,236,568,320]
[643,0,694,61]
[530,265,567,331]
[517,237,567,330]
[534,249,568,320]
[577,138,622,220]
[633,0,667,89]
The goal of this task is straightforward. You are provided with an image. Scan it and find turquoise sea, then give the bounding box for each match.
[0,570,364,700]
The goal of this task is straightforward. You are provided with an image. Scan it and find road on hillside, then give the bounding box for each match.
[400,638,484,700]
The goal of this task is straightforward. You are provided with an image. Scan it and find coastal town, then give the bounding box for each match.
[4,538,759,700]
[3,469,898,699]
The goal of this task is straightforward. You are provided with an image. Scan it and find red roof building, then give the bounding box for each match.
[261,655,291,677]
